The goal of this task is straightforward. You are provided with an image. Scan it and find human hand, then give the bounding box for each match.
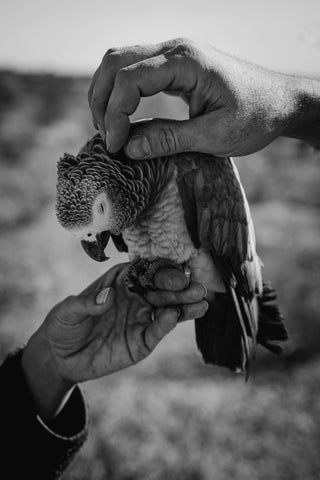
[22,263,207,420]
[89,37,320,158]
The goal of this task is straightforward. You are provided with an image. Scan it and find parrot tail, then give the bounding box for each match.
[195,281,288,375]
[256,281,288,354]
[195,292,252,373]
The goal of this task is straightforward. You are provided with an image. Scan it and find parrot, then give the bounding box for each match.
[56,133,288,374]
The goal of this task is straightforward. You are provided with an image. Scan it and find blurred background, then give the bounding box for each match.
[0,0,320,479]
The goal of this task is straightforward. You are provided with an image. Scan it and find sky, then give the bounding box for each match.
[0,0,319,77]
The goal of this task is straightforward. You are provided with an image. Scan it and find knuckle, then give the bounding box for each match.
[64,295,76,305]
[100,51,122,77]
[171,38,198,60]
[115,68,130,88]
[144,291,162,307]
[159,126,178,154]
[141,330,152,353]
[103,48,120,66]
[81,295,91,310]
[172,37,193,50]
[105,47,119,56]
[135,342,149,360]
[159,316,175,334]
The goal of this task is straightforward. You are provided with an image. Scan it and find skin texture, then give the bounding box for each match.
[22,264,207,421]
[88,37,320,158]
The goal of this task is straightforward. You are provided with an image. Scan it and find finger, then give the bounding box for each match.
[91,49,151,130]
[105,53,197,152]
[153,268,189,291]
[90,39,187,133]
[88,67,101,129]
[145,281,207,307]
[88,66,100,106]
[143,307,179,351]
[124,110,232,159]
[178,300,209,322]
[91,42,174,134]
[124,118,195,159]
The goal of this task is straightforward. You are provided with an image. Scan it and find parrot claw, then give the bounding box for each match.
[125,257,184,292]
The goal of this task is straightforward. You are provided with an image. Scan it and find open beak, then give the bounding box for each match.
[81,231,110,262]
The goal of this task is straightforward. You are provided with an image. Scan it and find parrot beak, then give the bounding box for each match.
[81,231,110,262]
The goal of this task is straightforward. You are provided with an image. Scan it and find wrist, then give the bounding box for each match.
[283,75,320,147]
[22,329,75,422]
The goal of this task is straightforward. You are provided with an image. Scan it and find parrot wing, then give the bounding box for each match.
[176,153,279,373]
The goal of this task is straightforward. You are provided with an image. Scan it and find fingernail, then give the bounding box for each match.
[96,287,110,304]
[106,130,111,151]
[201,284,208,299]
[126,135,151,159]
[98,123,106,141]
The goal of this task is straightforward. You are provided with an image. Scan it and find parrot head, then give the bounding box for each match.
[58,186,115,262]
[56,134,161,261]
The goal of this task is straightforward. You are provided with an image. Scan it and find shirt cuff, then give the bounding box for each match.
[37,384,88,440]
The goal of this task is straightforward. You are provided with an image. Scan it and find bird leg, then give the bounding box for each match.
[125,257,184,293]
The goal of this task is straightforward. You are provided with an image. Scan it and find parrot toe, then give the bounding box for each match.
[125,257,184,292]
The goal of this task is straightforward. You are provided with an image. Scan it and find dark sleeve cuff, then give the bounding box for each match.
[0,348,88,479]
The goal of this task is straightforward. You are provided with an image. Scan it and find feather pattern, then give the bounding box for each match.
[175,154,286,372]
[56,134,172,230]
[56,134,288,374]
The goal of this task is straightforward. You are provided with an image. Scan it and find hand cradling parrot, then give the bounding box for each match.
[56,133,288,375]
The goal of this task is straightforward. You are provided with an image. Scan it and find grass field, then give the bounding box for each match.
[0,71,319,480]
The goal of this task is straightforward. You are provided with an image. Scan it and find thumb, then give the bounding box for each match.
[58,287,115,324]
[124,118,203,159]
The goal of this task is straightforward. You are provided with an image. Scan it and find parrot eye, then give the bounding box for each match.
[87,233,92,238]
[97,203,105,215]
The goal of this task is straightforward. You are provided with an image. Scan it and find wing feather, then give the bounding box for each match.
[176,153,261,372]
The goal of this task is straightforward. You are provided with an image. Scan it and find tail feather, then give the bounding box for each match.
[195,281,288,374]
[256,281,288,354]
[195,292,251,372]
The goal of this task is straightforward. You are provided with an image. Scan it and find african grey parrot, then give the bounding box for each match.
[56,133,288,374]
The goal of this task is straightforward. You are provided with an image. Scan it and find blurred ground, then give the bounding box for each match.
[0,71,319,480]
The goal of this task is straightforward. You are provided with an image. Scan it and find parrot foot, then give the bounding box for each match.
[125,257,184,293]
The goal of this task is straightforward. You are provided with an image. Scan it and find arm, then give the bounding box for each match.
[0,350,87,480]
[1,264,207,479]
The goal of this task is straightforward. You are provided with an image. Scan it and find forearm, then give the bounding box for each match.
[0,349,88,479]
[283,75,320,147]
